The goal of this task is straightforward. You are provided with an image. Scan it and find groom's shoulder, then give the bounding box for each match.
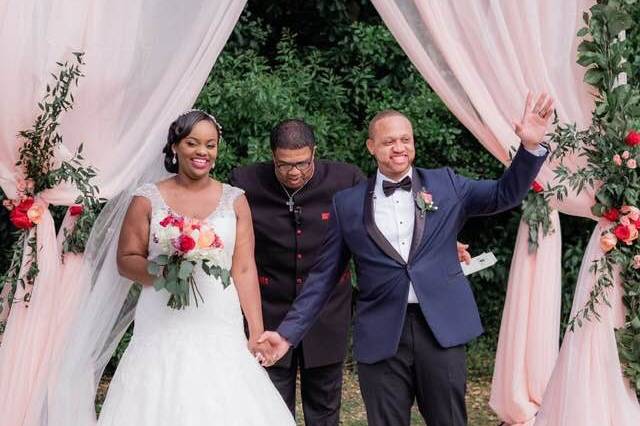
[416,166,458,185]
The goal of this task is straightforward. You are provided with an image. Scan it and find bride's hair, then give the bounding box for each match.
[162,109,222,173]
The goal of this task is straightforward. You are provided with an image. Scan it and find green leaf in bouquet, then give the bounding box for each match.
[155,254,170,266]
[178,261,195,280]
[147,261,162,277]
[221,269,231,288]
[153,276,166,292]
[165,277,178,294]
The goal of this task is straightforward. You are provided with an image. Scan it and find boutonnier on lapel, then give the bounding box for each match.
[415,188,438,217]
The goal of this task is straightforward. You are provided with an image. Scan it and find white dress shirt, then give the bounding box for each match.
[372,146,547,304]
[373,167,420,303]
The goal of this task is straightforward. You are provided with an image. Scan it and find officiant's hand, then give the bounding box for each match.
[257,331,291,367]
[457,241,471,265]
[514,91,555,150]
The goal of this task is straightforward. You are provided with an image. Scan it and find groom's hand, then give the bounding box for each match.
[513,91,555,150]
[257,331,291,367]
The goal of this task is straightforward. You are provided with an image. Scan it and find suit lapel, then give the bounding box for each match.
[408,168,425,262]
[363,175,407,266]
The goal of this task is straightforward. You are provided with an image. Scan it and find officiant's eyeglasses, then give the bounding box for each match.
[275,158,313,172]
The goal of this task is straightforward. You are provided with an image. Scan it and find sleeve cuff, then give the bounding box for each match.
[523,145,548,157]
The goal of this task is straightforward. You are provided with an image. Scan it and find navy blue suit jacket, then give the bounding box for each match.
[277,146,547,364]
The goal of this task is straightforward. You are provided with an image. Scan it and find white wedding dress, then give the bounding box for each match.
[97,183,295,426]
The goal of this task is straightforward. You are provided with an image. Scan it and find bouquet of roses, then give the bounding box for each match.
[148,213,230,310]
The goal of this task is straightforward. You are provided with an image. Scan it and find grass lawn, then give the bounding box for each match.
[311,368,498,426]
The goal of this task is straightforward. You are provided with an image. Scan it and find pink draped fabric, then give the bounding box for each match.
[0,1,246,425]
[535,222,640,425]
[371,0,639,424]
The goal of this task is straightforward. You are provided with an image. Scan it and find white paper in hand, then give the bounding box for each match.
[460,252,497,276]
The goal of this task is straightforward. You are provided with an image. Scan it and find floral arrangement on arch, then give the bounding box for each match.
[520,0,640,395]
[0,52,103,319]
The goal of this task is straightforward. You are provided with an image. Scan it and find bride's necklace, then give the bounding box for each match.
[280,180,309,212]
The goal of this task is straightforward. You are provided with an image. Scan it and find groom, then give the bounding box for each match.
[260,92,554,425]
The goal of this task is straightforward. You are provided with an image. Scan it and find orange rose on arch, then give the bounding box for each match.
[600,233,618,252]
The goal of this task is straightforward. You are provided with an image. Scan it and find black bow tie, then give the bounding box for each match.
[382,176,412,197]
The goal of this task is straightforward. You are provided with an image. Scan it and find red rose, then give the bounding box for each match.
[178,234,196,252]
[603,207,620,222]
[614,224,631,241]
[159,215,174,227]
[625,130,640,147]
[9,198,35,229]
[69,204,84,216]
[171,216,185,231]
[531,181,544,193]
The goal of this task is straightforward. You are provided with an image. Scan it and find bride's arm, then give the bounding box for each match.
[231,195,265,343]
[116,196,155,286]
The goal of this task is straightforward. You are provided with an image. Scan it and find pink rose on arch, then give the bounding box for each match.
[633,255,640,270]
[627,158,637,169]
[16,179,27,193]
[600,233,617,252]
[622,151,631,160]
[613,154,623,166]
[621,205,640,221]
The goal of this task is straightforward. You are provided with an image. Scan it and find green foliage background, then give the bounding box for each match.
[2,0,636,375]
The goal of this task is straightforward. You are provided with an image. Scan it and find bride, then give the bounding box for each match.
[96,110,294,425]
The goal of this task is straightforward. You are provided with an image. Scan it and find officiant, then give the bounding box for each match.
[229,119,365,425]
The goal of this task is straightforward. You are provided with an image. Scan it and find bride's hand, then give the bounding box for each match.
[248,337,273,366]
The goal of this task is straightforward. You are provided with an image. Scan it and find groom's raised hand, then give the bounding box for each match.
[513,91,555,150]
[257,331,291,367]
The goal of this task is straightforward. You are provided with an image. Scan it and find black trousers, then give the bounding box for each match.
[267,347,344,426]
[357,304,467,426]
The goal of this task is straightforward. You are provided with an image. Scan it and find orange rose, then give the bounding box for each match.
[600,233,617,252]
[197,229,216,249]
[27,202,46,225]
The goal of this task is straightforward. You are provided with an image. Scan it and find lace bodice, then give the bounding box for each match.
[129,182,245,338]
[133,182,244,263]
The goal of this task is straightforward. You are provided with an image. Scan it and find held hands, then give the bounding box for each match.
[255,331,291,367]
[513,91,555,150]
[248,336,276,366]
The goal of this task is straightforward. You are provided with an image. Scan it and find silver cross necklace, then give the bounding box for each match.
[280,181,308,212]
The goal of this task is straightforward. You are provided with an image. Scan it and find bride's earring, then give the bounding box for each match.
[172,152,177,165]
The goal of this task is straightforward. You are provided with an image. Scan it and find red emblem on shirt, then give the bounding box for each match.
[321,212,330,221]
[258,276,269,286]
